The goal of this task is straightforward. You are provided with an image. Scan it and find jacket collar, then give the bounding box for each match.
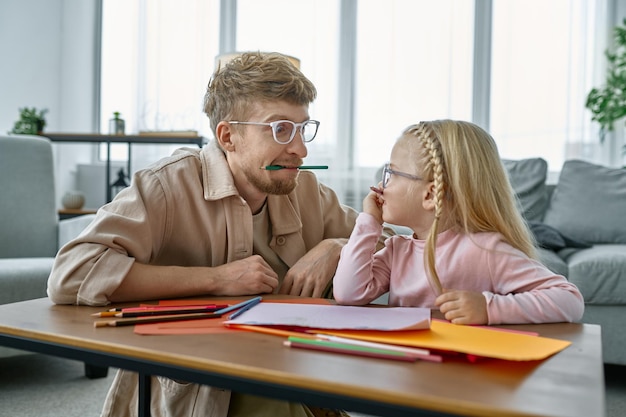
[200,140,302,236]
[200,140,239,201]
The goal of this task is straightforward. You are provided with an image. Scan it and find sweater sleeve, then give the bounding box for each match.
[47,170,168,306]
[482,240,585,324]
[333,213,392,305]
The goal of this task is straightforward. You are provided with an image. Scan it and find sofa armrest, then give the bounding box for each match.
[58,214,96,248]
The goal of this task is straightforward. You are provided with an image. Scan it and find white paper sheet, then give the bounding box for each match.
[224,303,430,331]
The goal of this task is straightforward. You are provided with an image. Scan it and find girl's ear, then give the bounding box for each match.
[216,121,235,152]
[422,181,437,211]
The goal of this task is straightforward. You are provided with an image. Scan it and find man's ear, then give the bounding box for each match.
[216,121,235,152]
[422,181,437,211]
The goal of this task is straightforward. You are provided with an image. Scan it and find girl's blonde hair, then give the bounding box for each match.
[403,120,537,294]
[203,51,317,135]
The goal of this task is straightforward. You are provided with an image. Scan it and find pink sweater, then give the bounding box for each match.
[333,213,584,324]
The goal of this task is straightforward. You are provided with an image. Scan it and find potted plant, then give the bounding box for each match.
[585,18,626,143]
[9,107,49,135]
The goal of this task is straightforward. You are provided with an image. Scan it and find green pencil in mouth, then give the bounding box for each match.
[262,165,329,171]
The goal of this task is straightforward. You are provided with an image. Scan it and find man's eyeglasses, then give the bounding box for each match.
[381,163,423,188]
[228,120,320,144]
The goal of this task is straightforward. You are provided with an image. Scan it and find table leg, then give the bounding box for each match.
[138,372,151,417]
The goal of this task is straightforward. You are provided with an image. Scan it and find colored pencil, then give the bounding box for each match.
[369,186,383,195]
[213,296,263,316]
[93,304,227,317]
[94,311,221,327]
[315,334,442,363]
[227,297,262,319]
[284,339,417,363]
[112,305,228,318]
[94,297,262,327]
[106,304,224,312]
[262,165,328,171]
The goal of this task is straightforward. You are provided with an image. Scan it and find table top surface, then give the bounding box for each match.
[0,297,605,417]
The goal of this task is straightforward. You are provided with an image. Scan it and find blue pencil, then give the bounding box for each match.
[216,296,263,316]
[227,296,262,319]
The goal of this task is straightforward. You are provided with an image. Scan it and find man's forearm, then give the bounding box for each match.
[109,263,212,302]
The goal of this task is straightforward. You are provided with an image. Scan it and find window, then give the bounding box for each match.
[490,0,604,171]
[354,0,474,167]
[99,0,616,206]
[100,0,219,167]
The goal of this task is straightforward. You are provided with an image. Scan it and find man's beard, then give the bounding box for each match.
[245,170,298,195]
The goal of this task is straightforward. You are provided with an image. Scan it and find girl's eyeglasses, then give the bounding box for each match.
[381,163,423,188]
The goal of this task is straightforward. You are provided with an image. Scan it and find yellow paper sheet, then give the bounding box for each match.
[317,320,571,361]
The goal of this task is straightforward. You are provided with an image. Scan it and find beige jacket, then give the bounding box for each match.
[47,141,366,417]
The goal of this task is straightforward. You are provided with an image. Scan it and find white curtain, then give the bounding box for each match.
[100,0,220,169]
[100,0,617,207]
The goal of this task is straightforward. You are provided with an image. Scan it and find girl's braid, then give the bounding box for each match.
[416,123,445,220]
[414,122,445,295]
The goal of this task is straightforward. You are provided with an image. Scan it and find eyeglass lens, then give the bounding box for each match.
[272,121,318,143]
[382,164,391,188]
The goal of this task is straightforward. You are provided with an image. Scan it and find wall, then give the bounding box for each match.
[0,0,99,208]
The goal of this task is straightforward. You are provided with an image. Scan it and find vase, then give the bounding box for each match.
[62,191,86,210]
[109,112,125,135]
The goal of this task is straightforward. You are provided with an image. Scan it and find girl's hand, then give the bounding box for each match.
[435,289,488,325]
[363,185,384,224]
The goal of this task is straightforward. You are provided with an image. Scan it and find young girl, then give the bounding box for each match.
[333,120,584,325]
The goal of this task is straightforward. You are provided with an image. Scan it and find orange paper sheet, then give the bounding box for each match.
[316,320,570,361]
[133,297,331,335]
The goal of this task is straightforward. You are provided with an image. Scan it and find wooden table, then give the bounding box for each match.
[0,297,605,417]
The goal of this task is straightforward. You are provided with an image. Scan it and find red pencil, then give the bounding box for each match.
[113,305,228,318]
[107,304,224,312]
[93,304,227,317]
[94,311,221,327]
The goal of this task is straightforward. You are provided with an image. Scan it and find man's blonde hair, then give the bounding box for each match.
[203,51,317,135]
[402,120,537,294]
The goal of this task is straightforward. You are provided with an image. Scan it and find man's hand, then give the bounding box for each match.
[109,255,279,302]
[211,255,279,296]
[279,238,346,298]
[434,290,488,325]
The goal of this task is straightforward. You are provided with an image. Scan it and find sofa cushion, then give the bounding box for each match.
[536,247,568,277]
[544,160,626,244]
[562,245,626,304]
[0,258,53,305]
[528,221,591,251]
[501,158,549,222]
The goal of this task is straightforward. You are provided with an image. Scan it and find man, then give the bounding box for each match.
[48,52,389,417]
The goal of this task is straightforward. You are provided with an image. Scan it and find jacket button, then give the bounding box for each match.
[276,236,286,245]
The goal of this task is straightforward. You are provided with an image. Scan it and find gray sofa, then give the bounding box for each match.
[503,157,626,366]
[0,134,98,370]
[0,134,96,306]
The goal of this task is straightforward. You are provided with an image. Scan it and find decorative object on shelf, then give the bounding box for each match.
[9,107,48,135]
[61,190,86,210]
[110,168,129,198]
[585,18,626,143]
[109,112,125,135]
